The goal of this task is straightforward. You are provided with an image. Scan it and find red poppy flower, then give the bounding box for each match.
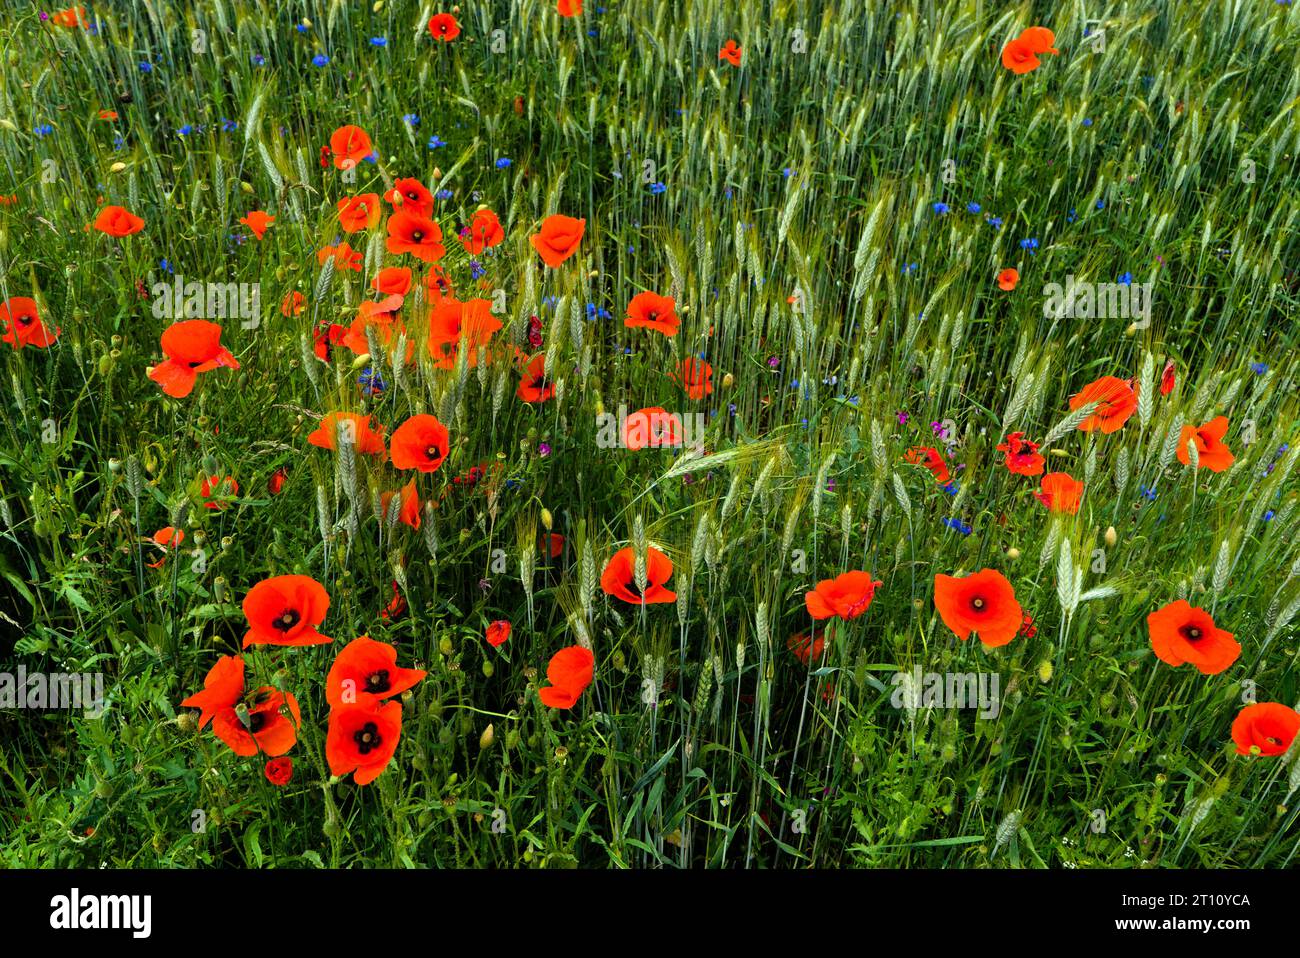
[92,204,144,237]
[1069,375,1138,433]
[146,525,185,569]
[199,474,238,510]
[380,580,408,621]
[318,242,363,272]
[326,635,426,709]
[461,208,505,255]
[1160,360,1176,396]
[380,479,421,529]
[427,13,461,41]
[557,0,582,15]
[326,700,403,785]
[905,446,950,485]
[624,291,680,337]
[933,569,1023,648]
[1019,26,1059,54]
[386,210,446,262]
[1001,27,1057,74]
[242,574,332,648]
[623,407,683,450]
[180,654,245,729]
[372,267,413,297]
[538,645,595,709]
[541,533,566,559]
[337,193,382,233]
[1177,416,1235,473]
[486,620,511,648]
[281,291,306,317]
[329,125,373,171]
[805,571,882,621]
[718,39,742,66]
[389,414,450,473]
[264,757,293,786]
[212,688,301,757]
[268,467,288,496]
[427,298,501,369]
[384,178,435,218]
[97,109,118,121]
[307,411,388,456]
[0,296,60,349]
[529,214,585,268]
[240,210,274,239]
[1232,703,1300,757]
[51,6,89,28]
[1034,472,1083,514]
[147,320,240,398]
[517,353,556,403]
[673,357,713,399]
[1147,599,1241,675]
[996,432,1045,476]
[600,546,677,604]
[787,627,827,665]
[425,265,456,303]
[997,268,1019,291]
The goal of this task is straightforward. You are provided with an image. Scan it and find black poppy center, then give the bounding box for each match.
[411,230,424,242]
[425,444,441,460]
[407,191,419,200]
[247,713,267,734]
[354,722,382,755]
[274,608,301,632]
[971,596,986,611]
[16,313,34,327]
[365,670,391,693]
[1181,624,1204,642]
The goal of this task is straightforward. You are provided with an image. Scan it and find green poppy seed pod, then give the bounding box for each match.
[97,353,113,376]
[110,335,122,348]
[94,780,113,799]
[482,660,494,678]
[479,724,495,750]
[505,729,520,750]
[107,458,122,473]
[192,530,206,547]
[323,819,340,838]
[220,536,233,550]
[458,528,471,542]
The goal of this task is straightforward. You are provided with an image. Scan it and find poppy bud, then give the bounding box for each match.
[722,372,734,388]
[439,636,454,655]
[323,819,340,838]
[505,729,520,750]
[241,181,254,193]
[479,724,495,749]
[94,780,113,799]
[301,17,313,26]
[541,508,553,530]
[1006,547,1021,559]
[1104,525,1117,547]
[350,352,371,370]
[432,167,443,180]
[109,161,127,173]
[97,353,114,376]
[482,660,494,678]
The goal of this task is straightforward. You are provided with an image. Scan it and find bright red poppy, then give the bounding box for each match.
[380,479,421,529]
[0,296,60,349]
[905,446,950,485]
[1160,360,1177,396]
[427,298,501,369]
[805,571,882,621]
[212,687,301,757]
[93,204,145,237]
[386,210,446,262]
[787,627,827,666]
[1232,703,1300,757]
[538,645,595,709]
[1177,416,1235,473]
[390,414,450,473]
[673,357,713,399]
[428,13,461,41]
[718,40,742,66]
[242,574,332,648]
[997,268,1019,291]
[461,208,505,254]
[1001,27,1057,74]
[601,546,677,604]
[996,432,1045,476]
[372,267,413,296]
[486,620,511,648]
[318,241,363,272]
[147,320,240,398]
[933,569,1023,648]
[623,407,683,450]
[179,654,245,729]
[307,411,388,456]
[326,701,403,785]
[1034,472,1083,514]
[337,193,382,233]
[624,292,680,337]
[384,178,435,218]
[517,353,556,403]
[326,635,426,709]
[1069,375,1138,433]
[1147,599,1240,675]
[281,291,306,316]
[529,214,585,268]
[330,125,373,170]
[146,525,185,569]
[240,210,274,239]
[558,0,582,15]
[199,474,239,510]
[264,757,294,786]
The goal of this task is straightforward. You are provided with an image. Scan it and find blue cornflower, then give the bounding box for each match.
[251,54,265,66]
[295,23,308,32]
[1251,362,1268,374]
[1067,208,1077,223]
[942,482,959,496]
[34,124,53,137]
[220,118,238,132]
[966,202,981,214]
[782,167,795,178]
[370,37,388,46]
[1118,272,1133,285]
[428,135,446,149]
[986,215,1002,229]
[402,114,419,126]
[942,517,972,535]
[1265,510,1276,521]
[1139,484,1158,501]
[649,182,666,194]
[725,187,733,199]
[312,54,330,67]
[435,189,453,200]
[470,261,486,280]
[358,367,386,396]
[159,259,174,274]
[495,157,512,169]
[1020,237,1039,252]
[901,262,919,275]
[1095,198,1105,210]
[177,125,194,136]
[1082,118,1093,127]
[139,61,153,73]
[932,202,950,214]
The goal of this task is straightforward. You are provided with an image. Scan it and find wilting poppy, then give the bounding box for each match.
[517,353,556,403]
[486,620,511,648]
[718,39,742,66]
[326,635,426,708]
[622,407,683,450]
[996,432,1045,476]
[1001,26,1058,74]
[997,268,1019,291]
[673,357,713,399]
[243,574,332,648]
[372,267,413,297]
[212,687,301,757]
[461,208,505,254]
[1160,360,1176,396]
[538,645,595,709]
[281,291,306,316]
[934,568,1023,648]
[601,545,677,604]
[1069,375,1137,433]
[1177,416,1235,473]
[93,204,145,237]
[386,210,446,262]
[330,125,373,170]
[264,757,293,786]
[180,654,245,729]
[1034,472,1083,514]
[384,178,435,218]
[307,411,388,456]
[240,210,274,239]
[805,571,882,621]
[529,214,585,268]
[326,700,403,785]
[0,296,60,349]
[380,479,421,529]
[337,193,382,233]
[1231,703,1300,757]
[787,627,827,665]
[428,13,461,41]
[146,525,185,569]
[147,320,240,398]
[625,291,680,337]
[905,446,950,485]
[558,0,582,15]
[389,414,450,473]
[1147,599,1240,675]
[199,474,239,510]
[318,241,363,271]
